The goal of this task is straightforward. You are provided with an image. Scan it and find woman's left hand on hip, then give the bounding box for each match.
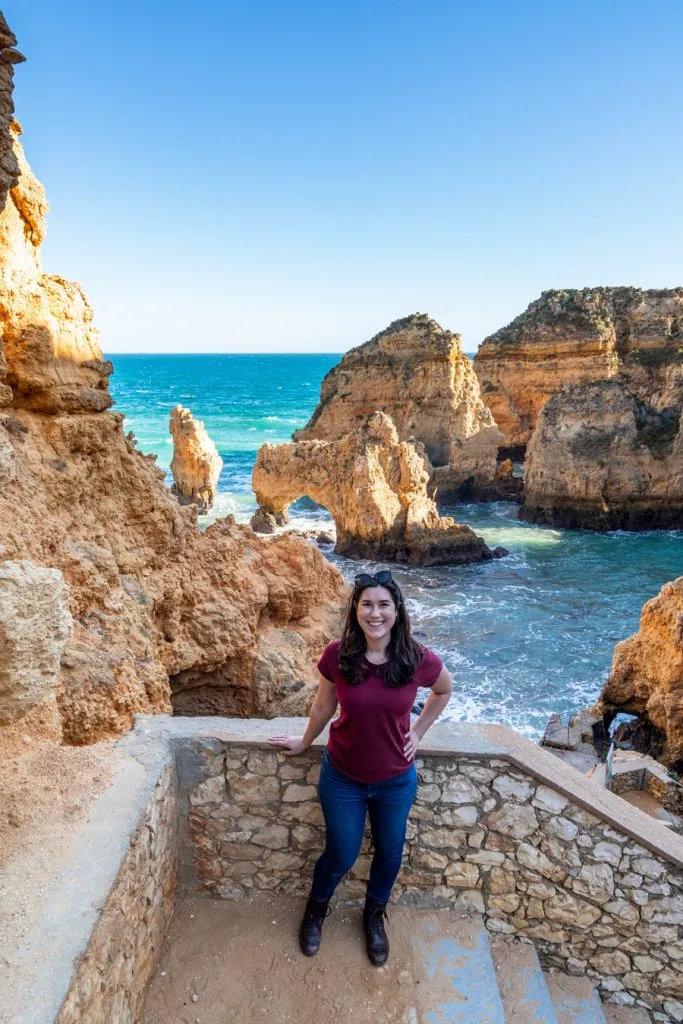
[403,728,420,761]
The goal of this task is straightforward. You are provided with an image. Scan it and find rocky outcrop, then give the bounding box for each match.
[475,288,683,454]
[0,15,24,215]
[0,121,113,413]
[600,578,683,766]
[520,379,682,530]
[295,314,502,497]
[0,560,72,725]
[169,405,223,513]
[0,110,346,744]
[253,412,494,565]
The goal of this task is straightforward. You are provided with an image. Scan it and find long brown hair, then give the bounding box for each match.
[338,577,422,687]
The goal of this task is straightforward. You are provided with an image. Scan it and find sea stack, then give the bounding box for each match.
[253,411,494,565]
[474,287,683,457]
[295,313,502,498]
[170,405,223,513]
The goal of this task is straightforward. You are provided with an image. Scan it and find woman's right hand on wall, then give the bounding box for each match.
[267,735,308,756]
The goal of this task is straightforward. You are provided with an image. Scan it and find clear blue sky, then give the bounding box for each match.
[7,1,683,352]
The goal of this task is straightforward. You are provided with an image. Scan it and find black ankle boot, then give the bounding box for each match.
[363,897,389,966]
[299,896,330,956]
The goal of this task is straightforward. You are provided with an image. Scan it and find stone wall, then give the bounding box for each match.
[179,721,683,1018]
[56,765,178,1024]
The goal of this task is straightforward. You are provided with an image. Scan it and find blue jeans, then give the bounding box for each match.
[310,750,418,905]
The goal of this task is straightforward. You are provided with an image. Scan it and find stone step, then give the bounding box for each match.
[545,973,608,1024]
[602,1006,652,1023]
[490,937,560,1024]
[408,914,505,1023]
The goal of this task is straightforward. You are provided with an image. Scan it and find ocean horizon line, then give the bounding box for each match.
[104,349,479,357]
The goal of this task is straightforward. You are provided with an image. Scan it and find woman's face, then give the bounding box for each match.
[355,585,397,645]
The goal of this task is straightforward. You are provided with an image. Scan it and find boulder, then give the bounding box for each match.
[0,559,72,725]
[295,313,502,497]
[169,405,223,513]
[253,412,493,565]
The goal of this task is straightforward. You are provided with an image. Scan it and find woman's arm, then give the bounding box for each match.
[404,665,453,760]
[268,674,338,756]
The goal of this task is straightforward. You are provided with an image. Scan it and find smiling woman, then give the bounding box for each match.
[269,570,452,967]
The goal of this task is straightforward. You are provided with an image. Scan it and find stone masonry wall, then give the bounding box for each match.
[56,765,178,1024]
[186,742,683,1019]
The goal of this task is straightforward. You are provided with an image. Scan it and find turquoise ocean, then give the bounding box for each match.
[108,353,683,740]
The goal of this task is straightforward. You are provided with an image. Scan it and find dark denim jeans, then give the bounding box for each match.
[310,750,418,905]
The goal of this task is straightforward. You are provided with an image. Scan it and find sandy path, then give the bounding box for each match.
[141,894,482,1024]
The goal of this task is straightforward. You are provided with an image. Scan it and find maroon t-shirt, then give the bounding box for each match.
[316,639,443,784]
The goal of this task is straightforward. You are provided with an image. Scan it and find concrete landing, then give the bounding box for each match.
[141,896,502,1024]
[545,973,607,1024]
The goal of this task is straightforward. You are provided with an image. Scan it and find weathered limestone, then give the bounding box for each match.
[475,287,683,454]
[0,15,23,222]
[169,405,223,513]
[0,559,72,725]
[600,577,683,766]
[520,379,683,530]
[0,121,113,414]
[0,90,346,744]
[295,313,502,497]
[252,411,494,565]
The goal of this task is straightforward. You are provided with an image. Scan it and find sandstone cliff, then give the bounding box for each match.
[0,124,346,747]
[475,288,683,454]
[170,405,223,512]
[600,578,683,767]
[295,314,502,497]
[253,412,494,565]
[520,379,682,530]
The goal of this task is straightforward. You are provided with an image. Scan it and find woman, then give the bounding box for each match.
[269,570,453,966]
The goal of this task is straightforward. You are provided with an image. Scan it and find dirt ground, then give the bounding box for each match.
[141,894,484,1024]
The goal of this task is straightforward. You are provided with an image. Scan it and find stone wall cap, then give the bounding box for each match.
[133,715,683,870]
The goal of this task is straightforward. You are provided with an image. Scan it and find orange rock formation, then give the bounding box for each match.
[253,412,494,565]
[475,288,683,455]
[0,114,346,745]
[520,379,683,530]
[600,578,683,766]
[170,404,223,513]
[295,314,502,497]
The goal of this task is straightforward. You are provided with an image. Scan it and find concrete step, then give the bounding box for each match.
[408,914,505,1023]
[490,937,560,1024]
[545,973,608,1024]
[602,1007,652,1024]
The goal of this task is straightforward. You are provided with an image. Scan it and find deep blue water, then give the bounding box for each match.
[107,353,683,739]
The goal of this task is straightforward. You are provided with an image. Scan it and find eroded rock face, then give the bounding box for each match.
[0,15,24,216]
[0,559,72,725]
[253,412,493,565]
[295,314,502,496]
[170,405,223,513]
[0,115,347,743]
[520,379,682,530]
[0,122,112,413]
[600,578,683,766]
[475,288,683,454]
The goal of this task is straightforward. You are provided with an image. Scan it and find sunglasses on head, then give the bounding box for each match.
[354,570,393,587]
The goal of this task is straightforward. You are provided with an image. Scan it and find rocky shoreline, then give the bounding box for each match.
[0,12,679,837]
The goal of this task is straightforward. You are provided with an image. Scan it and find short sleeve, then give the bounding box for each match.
[415,647,443,688]
[317,640,340,682]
